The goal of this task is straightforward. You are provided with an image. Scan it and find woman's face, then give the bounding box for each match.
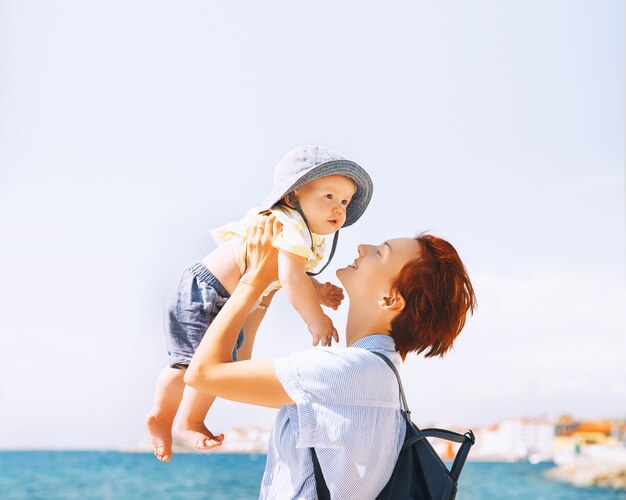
[336,237,422,299]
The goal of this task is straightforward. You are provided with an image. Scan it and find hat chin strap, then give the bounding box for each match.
[287,193,339,277]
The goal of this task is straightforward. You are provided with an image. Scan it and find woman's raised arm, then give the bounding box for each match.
[184,215,294,408]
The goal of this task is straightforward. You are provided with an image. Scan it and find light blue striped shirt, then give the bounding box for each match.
[260,334,406,499]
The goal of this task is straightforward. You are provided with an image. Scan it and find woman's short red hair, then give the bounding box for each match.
[389,233,476,360]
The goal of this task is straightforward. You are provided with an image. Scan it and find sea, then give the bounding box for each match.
[0,451,625,499]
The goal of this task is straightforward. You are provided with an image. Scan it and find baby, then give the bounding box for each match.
[146,145,373,462]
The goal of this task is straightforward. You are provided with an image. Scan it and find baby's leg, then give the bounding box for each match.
[174,386,224,450]
[145,366,185,462]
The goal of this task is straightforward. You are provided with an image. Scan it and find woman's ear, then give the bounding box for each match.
[377,290,406,313]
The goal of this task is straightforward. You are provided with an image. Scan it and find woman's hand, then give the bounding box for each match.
[242,214,281,291]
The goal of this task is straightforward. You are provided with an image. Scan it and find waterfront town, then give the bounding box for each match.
[161,415,626,489]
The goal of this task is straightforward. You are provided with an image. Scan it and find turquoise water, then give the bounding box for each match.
[0,451,625,499]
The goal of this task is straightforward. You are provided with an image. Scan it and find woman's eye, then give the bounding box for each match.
[342,200,349,205]
[377,250,382,256]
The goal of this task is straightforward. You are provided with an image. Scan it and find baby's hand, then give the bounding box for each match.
[317,282,344,310]
[308,314,339,347]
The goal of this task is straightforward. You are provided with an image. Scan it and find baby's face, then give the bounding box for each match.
[291,175,356,235]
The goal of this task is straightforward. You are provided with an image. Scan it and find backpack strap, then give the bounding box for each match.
[404,428,474,448]
[311,447,331,500]
[372,352,475,483]
[371,351,412,422]
[402,428,475,481]
[449,429,475,482]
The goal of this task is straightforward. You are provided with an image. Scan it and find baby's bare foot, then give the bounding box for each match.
[146,412,173,462]
[175,422,224,450]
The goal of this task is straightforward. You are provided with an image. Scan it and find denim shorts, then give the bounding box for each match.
[163,263,244,369]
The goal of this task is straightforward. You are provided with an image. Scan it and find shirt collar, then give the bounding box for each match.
[350,333,396,353]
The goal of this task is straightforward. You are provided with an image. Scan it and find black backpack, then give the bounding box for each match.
[311,352,475,500]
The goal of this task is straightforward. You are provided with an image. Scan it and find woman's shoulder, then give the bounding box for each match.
[291,344,396,367]
[282,346,400,400]
[288,344,375,365]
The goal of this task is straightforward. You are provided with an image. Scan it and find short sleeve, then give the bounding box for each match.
[272,348,399,449]
[271,207,315,261]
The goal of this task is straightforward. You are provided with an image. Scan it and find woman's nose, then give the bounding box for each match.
[357,244,372,256]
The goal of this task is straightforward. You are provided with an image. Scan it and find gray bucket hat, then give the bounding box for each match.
[260,145,373,228]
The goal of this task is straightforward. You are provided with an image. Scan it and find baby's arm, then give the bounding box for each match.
[278,250,338,346]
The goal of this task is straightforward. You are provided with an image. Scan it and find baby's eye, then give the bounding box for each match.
[325,194,333,200]
[377,249,382,256]
[342,200,349,205]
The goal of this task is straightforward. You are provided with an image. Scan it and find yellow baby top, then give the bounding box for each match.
[210,205,327,295]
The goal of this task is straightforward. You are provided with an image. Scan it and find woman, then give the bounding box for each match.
[185,215,475,499]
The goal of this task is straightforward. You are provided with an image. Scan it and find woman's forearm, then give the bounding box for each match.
[184,280,292,407]
[237,290,278,360]
[185,280,263,386]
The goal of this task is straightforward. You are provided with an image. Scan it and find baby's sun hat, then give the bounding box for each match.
[260,145,373,276]
[260,145,373,228]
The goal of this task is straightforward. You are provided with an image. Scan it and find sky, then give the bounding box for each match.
[0,1,624,450]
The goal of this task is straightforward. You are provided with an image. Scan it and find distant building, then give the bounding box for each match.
[553,418,626,463]
[555,415,579,436]
[216,427,271,453]
[472,418,555,462]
